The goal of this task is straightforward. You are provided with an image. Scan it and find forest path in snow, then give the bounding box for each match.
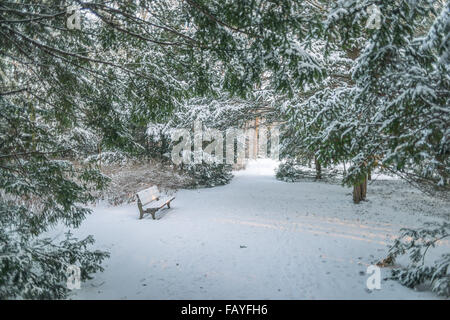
[70,160,448,299]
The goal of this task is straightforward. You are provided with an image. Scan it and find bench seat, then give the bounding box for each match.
[136,186,175,220]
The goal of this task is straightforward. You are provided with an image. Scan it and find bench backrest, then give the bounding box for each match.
[136,186,160,206]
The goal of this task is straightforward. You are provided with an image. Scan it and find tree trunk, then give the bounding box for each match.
[353,175,368,204]
[315,155,322,180]
[353,183,361,203]
[362,176,367,199]
[368,168,372,181]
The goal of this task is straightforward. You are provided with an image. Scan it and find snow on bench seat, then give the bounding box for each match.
[136,186,175,220]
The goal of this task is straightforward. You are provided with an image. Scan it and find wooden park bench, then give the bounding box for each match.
[136,186,175,220]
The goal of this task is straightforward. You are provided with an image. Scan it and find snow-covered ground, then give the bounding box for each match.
[66,160,449,299]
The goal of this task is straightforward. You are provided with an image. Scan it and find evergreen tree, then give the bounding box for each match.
[325,0,449,196]
[279,0,449,202]
[0,0,327,298]
[1,0,448,299]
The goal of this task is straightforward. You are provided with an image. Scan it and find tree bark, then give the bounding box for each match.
[353,175,368,204]
[315,155,322,180]
[353,183,361,203]
[362,176,367,199]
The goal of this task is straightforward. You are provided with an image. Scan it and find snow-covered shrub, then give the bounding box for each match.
[276,160,336,182]
[0,231,109,299]
[83,151,131,166]
[387,222,450,297]
[276,160,306,182]
[98,160,195,205]
[183,161,233,188]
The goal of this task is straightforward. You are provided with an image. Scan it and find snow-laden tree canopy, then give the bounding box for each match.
[0,0,448,298]
[280,0,449,195]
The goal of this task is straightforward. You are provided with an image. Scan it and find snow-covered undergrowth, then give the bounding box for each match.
[94,159,234,205]
[96,161,195,205]
[59,160,448,299]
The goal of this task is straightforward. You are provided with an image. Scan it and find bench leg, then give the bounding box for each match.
[150,211,156,220]
[137,198,144,219]
[167,201,171,209]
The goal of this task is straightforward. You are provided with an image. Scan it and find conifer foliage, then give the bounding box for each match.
[280,0,449,199]
[0,0,327,298]
[0,0,448,298]
[388,222,449,297]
